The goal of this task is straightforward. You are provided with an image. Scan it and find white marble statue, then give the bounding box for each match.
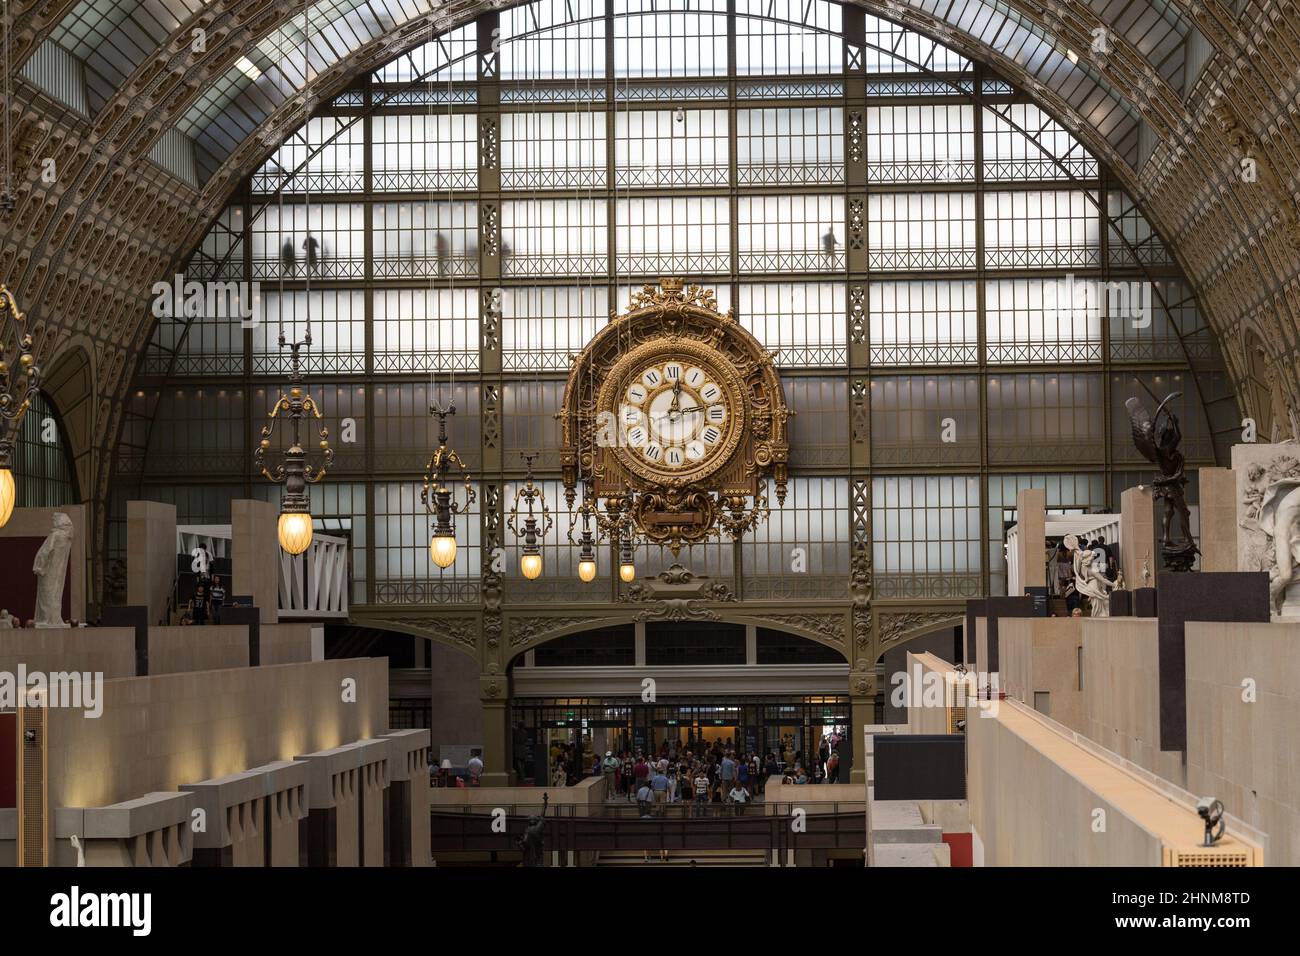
[1235,447,1300,615]
[1065,533,1114,617]
[0,609,14,628]
[32,512,74,628]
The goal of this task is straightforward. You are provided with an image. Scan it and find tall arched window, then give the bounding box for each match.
[14,392,78,508]
[114,0,1233,601]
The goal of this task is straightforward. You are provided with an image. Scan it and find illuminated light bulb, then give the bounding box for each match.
[619,560,636,584]
[0,468,14,528]
[430,533,458,569]
[278,511,313,555]
[521,551,543,580]
[578,557,597,583]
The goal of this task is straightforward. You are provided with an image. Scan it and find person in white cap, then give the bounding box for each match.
[600,750,620,800]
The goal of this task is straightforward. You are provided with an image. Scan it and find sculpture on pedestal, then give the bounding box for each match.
[1125,387,1198,572]
[1065,534,1114,617]
[32,512,73,627]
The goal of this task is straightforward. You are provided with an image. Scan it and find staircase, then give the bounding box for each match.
[596,849,769,867]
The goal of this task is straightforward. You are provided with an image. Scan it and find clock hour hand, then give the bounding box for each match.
[652,405,704,423]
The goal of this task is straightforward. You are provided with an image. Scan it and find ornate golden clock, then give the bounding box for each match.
[560,278,789,554]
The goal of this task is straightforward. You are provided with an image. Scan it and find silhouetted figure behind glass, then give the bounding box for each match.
[822,228,839,261]
[280,238,296,276]
[302,234,321,273]
[435,231,449,277]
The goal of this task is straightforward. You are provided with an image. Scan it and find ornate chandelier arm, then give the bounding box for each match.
[0,288,40,464]
[716,488,770,539]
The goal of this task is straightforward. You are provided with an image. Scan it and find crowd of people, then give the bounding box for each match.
[571,732,844,817]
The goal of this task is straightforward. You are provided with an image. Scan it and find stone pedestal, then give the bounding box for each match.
[1014,488,1046,595]
[1155,571,1268,751]
[126,500,177,626]
[1198,467,1238,572]
[231,499,279,625]
[1120,486,1159,590]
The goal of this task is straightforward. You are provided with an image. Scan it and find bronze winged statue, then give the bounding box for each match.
[1125,383,1198,572]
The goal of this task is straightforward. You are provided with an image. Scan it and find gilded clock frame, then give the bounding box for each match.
[559,278,790,547]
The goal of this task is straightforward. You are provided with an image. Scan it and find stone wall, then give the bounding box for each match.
[1186,621,1300,866]
[45,658,388,809]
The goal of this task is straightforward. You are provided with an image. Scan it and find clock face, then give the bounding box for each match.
[616,356,738,481]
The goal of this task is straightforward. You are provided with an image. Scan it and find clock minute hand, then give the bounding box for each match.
[652,406,704,423]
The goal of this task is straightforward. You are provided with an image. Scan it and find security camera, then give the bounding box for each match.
[1196,796,1225,847]
[23,729,36,743]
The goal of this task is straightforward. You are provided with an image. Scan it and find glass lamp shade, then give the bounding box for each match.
[578,557,597,583]
[0,468,14,528]
[278,512,314,555]
[619,560,636,584]
[520,551,543,580]
[430,534,458,569]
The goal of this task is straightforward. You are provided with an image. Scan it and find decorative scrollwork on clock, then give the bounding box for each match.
[559,278,790,554]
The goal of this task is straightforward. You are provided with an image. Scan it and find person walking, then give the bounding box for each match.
[826,749,841,784]
[467,750,484,787]
[601,751,620,800]
[729,783,751,816]
[651,766,669,816]
[718,751,737,803]
[692,768,709,817]
[208,575,226,624]
[621,752,635,800]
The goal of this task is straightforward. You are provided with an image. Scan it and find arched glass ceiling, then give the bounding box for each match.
[45,0,205,113]
[1087,0,1194,87]
[155,0,1142,185]
[30,0,1202,177]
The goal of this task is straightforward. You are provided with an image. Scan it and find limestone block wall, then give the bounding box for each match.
[1080,618,1186,788]
[1186,622,1300,866]
[967,698,1263,866]
[266,786,304,866]
[0,626,137,680]
[360,758,388,867]
[259,623,319,665]
[903,652,964,737]
[231,500,280,625]
[332,768,361,868]
[383,730,432,867]
[147,625,248,675]
[45,658,388,809]
[999,617,1084,734]
[126,501,177,626]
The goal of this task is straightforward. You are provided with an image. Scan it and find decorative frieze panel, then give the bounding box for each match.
[876,610,964,651]
[508,615,620,650]
[746,612,847,648]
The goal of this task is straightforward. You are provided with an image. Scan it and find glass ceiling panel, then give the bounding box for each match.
[905,0,1137,157]
[167,0,1142,185]
[49,0,204,106]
